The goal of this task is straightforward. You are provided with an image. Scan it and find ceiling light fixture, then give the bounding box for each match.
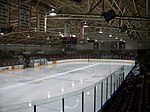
[72,34,76,37]
[109,34,112,37]
[47,37,50,40]
[83,22,88,28]
[0,33,4,35]
[27,35,30,38]
[99,28,103,33]
[49,9,57,16]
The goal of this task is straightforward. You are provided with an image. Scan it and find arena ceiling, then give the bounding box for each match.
[0,0,150,47]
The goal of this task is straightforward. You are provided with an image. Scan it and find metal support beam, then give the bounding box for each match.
[146,0,150,17]
[87,0,103,14]
[132,0,138,16]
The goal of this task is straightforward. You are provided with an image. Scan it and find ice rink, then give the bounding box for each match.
[0,59,134,112]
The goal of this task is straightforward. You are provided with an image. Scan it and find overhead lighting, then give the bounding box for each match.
[123,40,125,42]
[87,38,89,40]
[101,40,104,43]
[0,33,4,35]
[59,33,64,37]
[120,38,123,41]
[99,28,103,33]
[109,34,112,37]
[72,34,76,37]
[95,39,98,42]
[83,22,88,28]
[115,37,118,40]
[27,35,30,38]
[47,37,50,40]
[49,9,57,16]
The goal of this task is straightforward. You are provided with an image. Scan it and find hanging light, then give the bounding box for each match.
[99,28,103,33]
[27,35,30,38]
[0,33,4,35]
[115,36,118,40]
[120,38,123,41]
[49,9,57,16]
[47,37,50,40]
[109,33,112,37]
[83,22,88,28]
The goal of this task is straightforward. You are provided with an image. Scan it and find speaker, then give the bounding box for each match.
[103,9,116,22]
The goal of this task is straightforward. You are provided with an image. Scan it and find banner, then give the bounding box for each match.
[37,9,46,32]
[0,0,10,28]
[64,20,70,37]
[18,1,31,31]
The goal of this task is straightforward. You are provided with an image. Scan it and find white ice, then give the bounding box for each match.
[0,61,133,112]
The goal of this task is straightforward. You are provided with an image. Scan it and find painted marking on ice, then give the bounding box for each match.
[0,63,100,91]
